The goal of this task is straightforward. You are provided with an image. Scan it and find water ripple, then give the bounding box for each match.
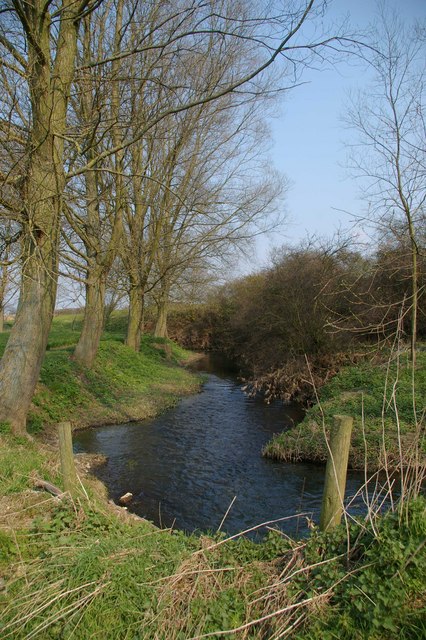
[74,354,365,536]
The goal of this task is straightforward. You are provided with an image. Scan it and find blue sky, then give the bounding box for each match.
[251,0,425,267]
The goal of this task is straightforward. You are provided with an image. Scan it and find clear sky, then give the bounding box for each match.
[250,0,425,268]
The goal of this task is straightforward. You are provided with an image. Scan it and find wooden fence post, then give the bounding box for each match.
[58,421,78,495]
[320,415,354,531]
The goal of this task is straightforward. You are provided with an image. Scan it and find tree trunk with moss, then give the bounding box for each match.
[154,281,171,338]
[73,267,107,368]
[0,2,80,435]
[126,285,145,351]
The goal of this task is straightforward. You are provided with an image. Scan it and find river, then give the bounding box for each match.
[73,353,366,536]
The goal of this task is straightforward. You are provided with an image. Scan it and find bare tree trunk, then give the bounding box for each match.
[0,154,61,432]
[0,260,9,333]
[406,214,418,369]
[154,282,170,338]
[394,111,418,369]
[154,303,169,338]
[72,168,112,369]
[73,269,106,368]
[74,0,124,367]
[103,289,123,329]
[126,286,145,351]
[122,144,157,351]
[0,229,59,434]
[0,2,79,434]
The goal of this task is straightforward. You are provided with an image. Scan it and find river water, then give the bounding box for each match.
[73,354,366,536]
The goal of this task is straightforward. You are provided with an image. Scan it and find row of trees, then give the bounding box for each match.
[0,0,355,435]
[166,3,426,386]
[0,2,423,433]
[134,7,426,372]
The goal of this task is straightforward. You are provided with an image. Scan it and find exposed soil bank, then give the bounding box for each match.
[242,352,363,406]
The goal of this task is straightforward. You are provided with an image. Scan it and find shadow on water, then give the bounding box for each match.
[74,353,366,537]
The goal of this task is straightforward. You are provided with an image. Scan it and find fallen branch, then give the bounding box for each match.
[31,476,64,498]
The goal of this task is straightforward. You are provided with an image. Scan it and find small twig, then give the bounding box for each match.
[194,513,310,555]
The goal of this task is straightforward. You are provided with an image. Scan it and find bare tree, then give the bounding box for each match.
[0,1,98,434]
[70,2,126,368]
[346,7,425,366]
[0,0,359,434]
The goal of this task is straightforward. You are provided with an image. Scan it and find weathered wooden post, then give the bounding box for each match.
[320,415,354,531]
[58,421,78,495]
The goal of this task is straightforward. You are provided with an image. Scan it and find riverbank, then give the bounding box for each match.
[1,318,425,638]
[0,313,201,436]
[1,428,425,638]
[263,348,426,471]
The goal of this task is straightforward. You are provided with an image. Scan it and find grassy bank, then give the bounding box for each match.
[1,319,425,637]
[1,431,425,638]
[0,312,200,435]
[263,348,426,471]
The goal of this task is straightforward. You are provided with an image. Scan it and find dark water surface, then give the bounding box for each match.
[73,354,365,536]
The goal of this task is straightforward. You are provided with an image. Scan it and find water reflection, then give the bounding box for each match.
[74,353,366,536]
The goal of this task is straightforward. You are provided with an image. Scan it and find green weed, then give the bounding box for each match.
[264,349,426,470]
[293,498,426,639]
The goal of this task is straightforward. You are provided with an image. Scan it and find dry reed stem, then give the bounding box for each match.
[1,579,99,632]
[188,558,375,640]
[217,495,237,532]
[24,581,110,640]
[1,565,110,640]
[187,591,331,639]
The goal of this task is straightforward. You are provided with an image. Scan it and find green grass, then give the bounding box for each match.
[291,497,426,640]
[0,434,49,494]
[0,312,200,433]
[1,319,425,638]
[46,314,84,349]
[263,349,426,470]
[1,433,424,640]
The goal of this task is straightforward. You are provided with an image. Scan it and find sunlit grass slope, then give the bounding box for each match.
[0,311,200,433]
